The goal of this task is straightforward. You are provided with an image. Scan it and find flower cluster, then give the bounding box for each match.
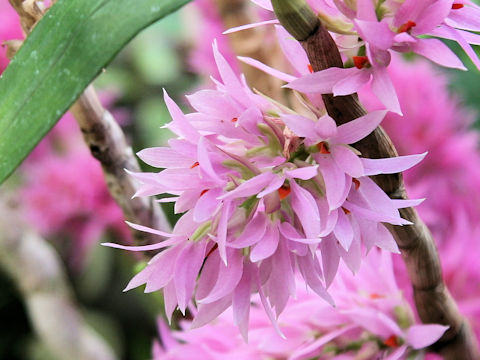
[108,43,425,336]
[245,0,480,114]
[152,250,448,359]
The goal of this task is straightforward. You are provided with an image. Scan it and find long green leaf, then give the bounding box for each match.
[0,0,190,184]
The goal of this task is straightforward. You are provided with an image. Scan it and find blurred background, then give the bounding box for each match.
[1,0,480,359]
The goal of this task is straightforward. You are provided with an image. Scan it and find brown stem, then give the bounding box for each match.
[70,86,171,243]
[0,196,116,360]
[273,1,480,358]
[8,1,171,244]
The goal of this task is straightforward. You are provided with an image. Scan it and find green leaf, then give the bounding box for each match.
[0,0,190,184]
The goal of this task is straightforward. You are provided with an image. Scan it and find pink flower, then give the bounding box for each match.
[244,0,480,114]
[106,43,424,335]
[153,250,448,359]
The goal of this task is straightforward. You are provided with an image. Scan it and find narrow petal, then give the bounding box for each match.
[413,38,467,70]
[320,234,341,287]
[233,261,253,341]
[257,175,285,198]
[223,19,279,34]
[332,145,364,178]
[407,324,449,349]
[333,68,371,96]
[198,249,244,304]
[174,242,207,314]
[193,188,222,222]
[250,221,280,262]
[190,296,232,329]
[218,172,274,200]
[333,209,354,250]
[238,56,296,82]
[361,152,427,175]
[371,67,402,115]
[290,180,321,237]
[318,157,347,210]
[281,114,316,138]
[335,110,388,144]
[137,147,193,169]
[163,89,200,141]
[285,165,319,180]
[286,67,358,93]
[229,213,268,248]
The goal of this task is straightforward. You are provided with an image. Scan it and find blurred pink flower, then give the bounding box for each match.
[153,250,447,359]
[359,55,480,340]
[0,1,23,73]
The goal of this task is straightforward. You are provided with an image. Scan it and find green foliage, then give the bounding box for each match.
[0,0,191,184]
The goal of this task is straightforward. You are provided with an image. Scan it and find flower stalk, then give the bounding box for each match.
[272,0,480,358]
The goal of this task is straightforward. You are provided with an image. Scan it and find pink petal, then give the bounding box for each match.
[355,19,394,50]
[361,152,427,176]
[198,249,244,304]
[285,165,319,180]
[229,213,268,248]
[279,221,321,244]
[250,221,280,262]
[136,147,193,169]
[223,19,279,34]
[275,25,310,74]
[163,89,200,142]
[290,180,321,237]
[238,56,296,82]
[125,221,176,238]
[190,296,232,329]
[371,67,402,115]
[414,0,452,34]
[320,234,340,287]
[314,114,337,139]
[406,324,449,349]
[356,0,378,21]
[216,201,233,265]
[332,67,371,96]
[232,261,254,341]
[145,246,185,293]
[318,157,348,210]
[333,209,354,250]
[164,281,178,324]
[297,254,335,305]
[281,114,316,138]
[193,188,222,222]
[174,242,207,314]
[413,38,467,70]
[335,110,388,144]
[257,174,285,198]
[286,67,358,94]
[332,145,364,178]
[218,172,275,200]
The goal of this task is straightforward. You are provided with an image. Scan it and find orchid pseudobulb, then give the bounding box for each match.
[104,42,425,337]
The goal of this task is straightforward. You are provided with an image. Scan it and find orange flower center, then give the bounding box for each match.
[278,185,291,200]
[397,20,416,34]
[316,141,331,154]
[352,178,361,190]
[307,64,314,73]
[452,3,464,9]
[353,56,369,69]
[384,335,400,348]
